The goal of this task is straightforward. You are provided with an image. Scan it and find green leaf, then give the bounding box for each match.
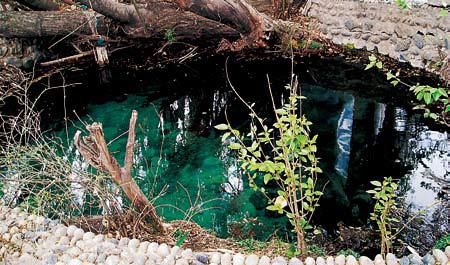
[391,80,399,87]
[263,174,272,184]
[376,61,383,69]
[424,93,432,105]
[439,8,448,17]
[214,124,229,130]
[386,71,395,80]
[229,143,242,150]
[370,181,382,187]
[221,132,231,142]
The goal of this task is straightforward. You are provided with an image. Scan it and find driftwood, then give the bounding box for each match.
[74,110,165,233]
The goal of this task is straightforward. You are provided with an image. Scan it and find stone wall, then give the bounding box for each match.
[307,0,449,71]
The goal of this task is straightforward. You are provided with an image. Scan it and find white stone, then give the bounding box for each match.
[82,231,95,241]
[233,253,246,265]
[259,256,271,265]
[138,241,150,253]
[68,259,83,265]
[273,256,288,265]
[66,225,77,237]
[385,254,398,265]
[346,256,358,265]
[289,258,303,265]
[128,238,140,250]
[170,246,180,256]
[221,253,233,265]
[445,246,450,258]
[316,257,326,265]
[157,243,170,257]
[55,226,67,237]
[67,246,82,257]
[360,256,374,265]
[211,253,221,264]
[326,257,334,265]
[180,248,193,260]
[119,237,130,247]
[105,255,120,265]
[134,253,147,265]
[374,254,385,265]
[17,253,37,264]
[72,228,84,241]
[175,258,189,265]
[305,257,316,265]
[432,249,448,265]
[245,254,259,265]
[59,236,70,245]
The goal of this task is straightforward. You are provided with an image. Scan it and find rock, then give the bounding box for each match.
[371,36,381,44]
[409,254,423,265]
[93,234,104,243]
[422,254,435,265]
[233,253,246,265]
[326,257,335,265]
[221,253,232,265]
[82,232,95,241]
[445,246,450,258]
[175,259,189,265]
[412,34,424,49]
[211,253,221,264]
[43,253,58,265]
[346,256,358,265]
[72,228,84,241]
[399,256,410,265]
[17,253,37,264]
[170,246,180,256]
[245,254,259,265]
[386,253,398,265]
[55,226,68,237]
[196,253,209,264]
[336,255,346,265]
[273,256,288,265]
[119,237,130,247]
[375,255,386,265]
[360,256,374,265]
[306,257,316,265]
[157,243,170,257]
[69,259,83,265]
[289,258,303,265]
[259,256,271,265]
[105,255,120,265]
[180,249,193,260]
[432,249,448,265]
[317,257,326,265]
[147,242,159,254]
[128,238,140,250]
[395,38,411,51]
[67,246,82,257]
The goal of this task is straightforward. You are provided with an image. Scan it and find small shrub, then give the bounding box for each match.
[434,234,450,250]
[337,249,361,258]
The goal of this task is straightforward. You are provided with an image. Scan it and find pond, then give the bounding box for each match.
[45,57,448,254]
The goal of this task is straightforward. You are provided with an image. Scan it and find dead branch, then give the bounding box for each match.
[74,110,165,233]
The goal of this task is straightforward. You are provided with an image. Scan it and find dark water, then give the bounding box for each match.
[45,57,448,252]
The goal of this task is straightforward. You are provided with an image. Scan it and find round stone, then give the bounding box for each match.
[432,249,448,265]
[170,246,180,256]
[196,253,209,264]
[82,231,95,241]
[375,254,386,265]
[306,257,316,265]
[139,241,150,253]
[233,253,246,265]
[55,226,68,237]
[119,237,130,247]
[317,257,326,265]
[72,228,84,241]
[180,248,193,260]
[445,246,450,258]
[422,254,435,265]
[360,256,374,265]
[221,253,232,265]
[399,256,409,265]
[336,255,346,265]
[245,254,259,265]
[128,238,140,250]
[346,256,358,265]
[289,257,303,265]
[157,243,170,257]
[211,253,221,264]
[273,256,288,265]
[386,254,399,265]
[105,255,120,265]
[175,258,189,265]
[68,259,83,265]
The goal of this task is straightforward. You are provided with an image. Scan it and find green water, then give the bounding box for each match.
[48,61,448,249]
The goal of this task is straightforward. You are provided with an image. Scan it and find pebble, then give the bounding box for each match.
[289,257,303,265]
[233,253,246,265]
[346,255,358,265]
[317,257,326,265]
[336,255,346,265]
[128,238,140,250]
[105,255,120,265]
[422,254,435,265]
[375,254,386,265]
[306,257,316,265]
[259,256,271,265]
[82,231,95,241]
[221,253,233,265]
[245,254,259,265]
[157,243,170,257]
[273,256,288,265]
[386,254,399,265]
[211,253,221,264]
[432,249,448,265]
[327,257,335,265]
[445,246,450,258]
[361,256,375,265]
[399,256,410,265]
[196,253,209,264]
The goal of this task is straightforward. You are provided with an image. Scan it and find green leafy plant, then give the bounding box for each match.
[395,0,411,9]
[434,234,450,250]
[365,55,449,126]
[237,238,268,252]
[306,244,327,257]
[164,29,176,43]
[367,177,399,255]
[173,228,189,247]
[215,76,323,252]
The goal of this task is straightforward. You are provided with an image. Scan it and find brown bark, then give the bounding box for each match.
[0,11,109,38]
[74,110,165,233]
